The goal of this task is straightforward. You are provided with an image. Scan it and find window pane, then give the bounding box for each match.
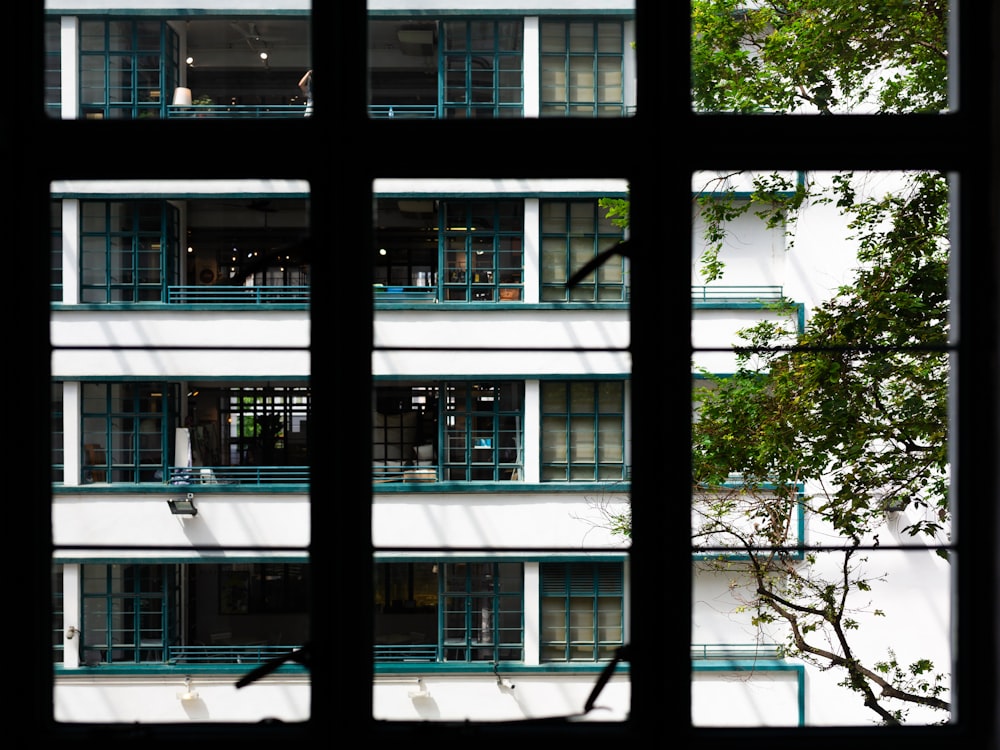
[691,169,953,727]
[373,177,631,720]
[52,178,312,722]
[690,1,950,114]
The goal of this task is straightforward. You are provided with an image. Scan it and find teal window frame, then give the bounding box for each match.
[540,561,624,662]
[80,563,172,665]
[539,20,626,118]
[44,18,61,116]
[374,561,525,664]
[50,200,62,301]
[442,20,523,119]
[540,199,627,302]
[442,381,523,481]
[540,380,627,481]
[52,564,64,664]
[80,381,179,484]
[52,381,64,484]
[78,19,179,120]
[442,562,524,662]
[224,385,311,468]
[79,199,179,303]
[442,199,524,302]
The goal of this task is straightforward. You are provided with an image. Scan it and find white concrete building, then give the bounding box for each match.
[41,0,962,735]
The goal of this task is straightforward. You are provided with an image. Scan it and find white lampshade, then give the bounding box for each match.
[172,87,193,106]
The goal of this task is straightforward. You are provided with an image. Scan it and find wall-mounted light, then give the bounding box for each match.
[177,677,200,702]
[168,493,198,516]
[407,678,431,699]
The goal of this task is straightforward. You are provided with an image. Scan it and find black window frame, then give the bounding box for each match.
[20,2,1000,748]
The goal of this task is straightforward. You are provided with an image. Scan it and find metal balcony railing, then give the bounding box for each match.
[168,644,302,665]
[373,285,438,303]
[690,643,782,660]
[166,104,307,119]
[368,104,439,119]
[168,466,309,485]
[167,285,309,304]
[691,285,785,302]
[374,644,439,663]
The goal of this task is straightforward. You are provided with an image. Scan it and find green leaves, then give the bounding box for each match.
[691,0,948,114]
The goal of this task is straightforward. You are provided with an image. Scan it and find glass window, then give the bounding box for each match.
[540,199,627,301]
[541,381,626,481]
[442,382,523,481]
[79,200,177,303]
[374,561,524,664]
[540,21,625,117]
[442,200,523,302]
[80,381,178,484]
[442,20,523,119]
[540,562,623,662]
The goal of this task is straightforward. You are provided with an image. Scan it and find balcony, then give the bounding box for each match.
[167,285,310,304]
[167,466,308,486]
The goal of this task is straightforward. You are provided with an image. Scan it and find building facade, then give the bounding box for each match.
[45,0,954,731]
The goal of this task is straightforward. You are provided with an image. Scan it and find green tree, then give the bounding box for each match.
[594,1,954,725]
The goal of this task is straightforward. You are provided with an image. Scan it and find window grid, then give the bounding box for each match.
[443,382,523,481]
[540,199,627,301]
[78,20,179,120]
[442,562,523,662]
[540,562,624,662]
[80,381,177,484]
[540,380,627,481]
[442,20,524,119]
[539,20,625,118]
[442,199,524,302]
[80,563,168,665]
[79,200,177,303]
[27,0,1000,744]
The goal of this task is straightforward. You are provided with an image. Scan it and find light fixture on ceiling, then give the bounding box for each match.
[167,493,198,516]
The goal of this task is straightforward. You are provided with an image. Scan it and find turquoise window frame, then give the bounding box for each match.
[540,199,627,302]
[79,563,172,665]
[442,381,524,481]
[540,380,627,481]
[52,564,64,664]
[374,560,525,665]
[540,561,624,662]
[80,381,179,484]
[78,19,179,120]
[50,200,62,302]
[442,561,524,663]
[52,381,64,484]
[442,199,524,302]
[539,20,626,118]
[441,20,524,119]
[79,199,179,303]
[44,18,61,116]
[223,384,312,469]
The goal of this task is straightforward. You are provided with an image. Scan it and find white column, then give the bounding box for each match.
[523,17,539,118]
[62,381,82,487]
[522,561,540,664]
[62,564,82,668]
[523,198,540,303]
[62,199,80,304]
[61,17,79,119]
[522,380,540,483]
